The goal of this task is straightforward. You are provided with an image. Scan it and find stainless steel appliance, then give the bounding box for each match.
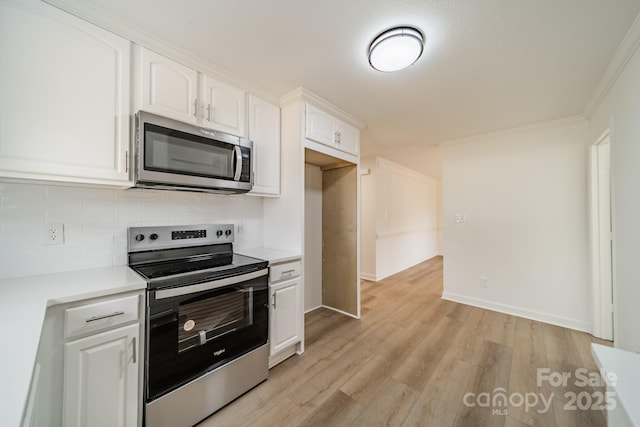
[128,224,268,427]
[134,111,253,194]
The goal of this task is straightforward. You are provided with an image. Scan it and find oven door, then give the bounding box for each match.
[135,111,252,193]
[146,268,268,402]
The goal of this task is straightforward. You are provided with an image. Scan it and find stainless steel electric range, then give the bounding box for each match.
[127,224,269,427]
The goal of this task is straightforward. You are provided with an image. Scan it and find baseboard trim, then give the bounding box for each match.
[304,305,323,314]
[441,291,591,333]
[363,254,439,282]
[321,305,360,319]
[268,345,297,369]
[360,273,377,281]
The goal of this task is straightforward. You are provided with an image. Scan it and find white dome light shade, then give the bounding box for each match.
[368,27,424,72]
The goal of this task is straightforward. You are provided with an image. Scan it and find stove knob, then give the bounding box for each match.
[216,230,223,238]
[225,229,232,237]
[149,233,159,241]
[135,234,145,242]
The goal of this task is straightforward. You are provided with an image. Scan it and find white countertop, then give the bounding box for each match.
[591,343,640,427]
[237,247,301,265]
[0,266,146,427]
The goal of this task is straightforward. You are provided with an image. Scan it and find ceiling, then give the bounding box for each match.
[50,0,640,153]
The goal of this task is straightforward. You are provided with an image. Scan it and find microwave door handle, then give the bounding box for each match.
[233,146,242,181]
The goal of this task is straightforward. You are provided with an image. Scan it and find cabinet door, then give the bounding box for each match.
[139,48,199,124]
[334,120,360,156]
[0,0,131,185]
[305,103,336,147]
[269,278,301,355]
[202,76,246,136]
[248,95,280,196]
[63,323,139,427]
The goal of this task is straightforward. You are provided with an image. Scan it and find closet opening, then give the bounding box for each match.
[304,148,360,318]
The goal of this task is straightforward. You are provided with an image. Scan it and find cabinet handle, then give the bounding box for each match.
[207,104,213,121]
[335,131,341,144]
[125,150,129,173]
[282,269,295,275]
[85,311,125,323]
[131,337,137,364]
[273,292,277,309]
[192,99,198,118]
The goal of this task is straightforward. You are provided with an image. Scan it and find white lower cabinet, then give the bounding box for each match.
[23,290,144,427]
[268,258,303,367]
[63,323,139,427]
[269,277,302,356]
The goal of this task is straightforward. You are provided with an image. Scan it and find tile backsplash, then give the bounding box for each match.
[0,183,263,280]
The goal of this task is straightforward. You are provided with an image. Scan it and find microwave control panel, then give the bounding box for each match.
[240,147,251,182]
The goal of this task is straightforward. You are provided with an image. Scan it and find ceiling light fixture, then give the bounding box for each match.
[368,26,424,72]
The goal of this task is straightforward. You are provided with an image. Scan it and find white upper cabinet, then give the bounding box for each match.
[248,95,280,196]
[138,48,199,125]
[0,0,131,186]
[305,103,359,156]
[335,120,360,156]
[202,76,246,137]
[305,104,336,147]
[135,47,247,137]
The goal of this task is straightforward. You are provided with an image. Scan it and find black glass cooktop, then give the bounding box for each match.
[134,252,234,279]
[129,243,267,290]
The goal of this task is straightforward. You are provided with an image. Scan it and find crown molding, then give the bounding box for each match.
[42,0,279,104]
[370,156,438,184]
[437,115,586,148]
[584,11,640,119]
[280,87,367,129]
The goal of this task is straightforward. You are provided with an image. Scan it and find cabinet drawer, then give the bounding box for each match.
[64,295,140,339]
[270,261,301,283]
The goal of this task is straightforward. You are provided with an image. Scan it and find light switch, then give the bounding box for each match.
[455,214,466,224]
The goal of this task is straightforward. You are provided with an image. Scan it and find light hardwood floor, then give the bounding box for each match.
[199,256,611,427]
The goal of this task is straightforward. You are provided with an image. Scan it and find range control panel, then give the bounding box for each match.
[128,224,234,252]
[172,229,207,240]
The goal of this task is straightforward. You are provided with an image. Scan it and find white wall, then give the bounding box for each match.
[361,157,440,281]
[588,38,640,352]
[263,100,304,253]
[360,160,377,279]
[0,183,263,280]
[360,143,443,181]
[304,164,322,311]
[436,182,443,254]
[441,119,591,331]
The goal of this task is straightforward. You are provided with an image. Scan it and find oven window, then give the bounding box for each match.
[177,287,253,353]
[144,123,234,179]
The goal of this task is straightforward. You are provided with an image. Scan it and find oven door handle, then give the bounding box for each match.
[154,268,268,299]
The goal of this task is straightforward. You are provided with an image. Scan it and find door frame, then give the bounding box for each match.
[589,129,614,341]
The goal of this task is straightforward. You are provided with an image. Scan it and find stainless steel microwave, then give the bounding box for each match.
[134,111,253,194]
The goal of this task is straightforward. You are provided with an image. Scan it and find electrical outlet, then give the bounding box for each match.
[45,223,64,245]
[455,214,466,224]
[237,222,245,233]
[480,276,488,288]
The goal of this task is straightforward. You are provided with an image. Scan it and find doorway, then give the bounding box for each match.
[303,149,360,318]
[590,131,613,341]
